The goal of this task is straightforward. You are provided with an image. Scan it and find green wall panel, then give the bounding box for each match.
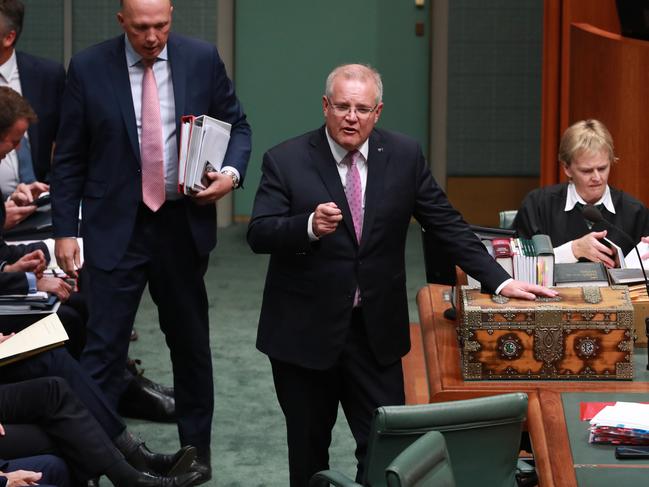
[234,0,430,217]
[19,0,64,63]
[447,0,543,177]
[72,1,217,55]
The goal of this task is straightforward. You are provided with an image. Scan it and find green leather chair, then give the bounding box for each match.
[385,431,455,487]
[310,392,528,487]
[499,210,518,230]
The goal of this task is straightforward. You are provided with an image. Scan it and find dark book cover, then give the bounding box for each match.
[607,268,649,285]
[554,262,608,287]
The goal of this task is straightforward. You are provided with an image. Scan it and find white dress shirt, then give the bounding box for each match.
[307,130,369,240]
[0,50,25,196]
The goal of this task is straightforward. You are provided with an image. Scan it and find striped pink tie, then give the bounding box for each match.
[344,150,363,242]
[140,60,165,212]
[345,150,363,307]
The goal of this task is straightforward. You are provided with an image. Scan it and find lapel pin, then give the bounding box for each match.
[377,147,384,152]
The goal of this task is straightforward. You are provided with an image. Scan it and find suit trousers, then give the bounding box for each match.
[81,201,213,450]
[270,309,405,487]
[0,377,123,481]
[0,454,70,487]
[0,348,126,441]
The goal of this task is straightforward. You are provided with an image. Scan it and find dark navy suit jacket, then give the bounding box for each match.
[51,34,251,270]
[248,126,509,370]
[16,51,66,182]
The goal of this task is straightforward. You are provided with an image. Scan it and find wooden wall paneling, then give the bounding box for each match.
[541,0,620,186]
[569,23,649,205]
[540,0,563,187]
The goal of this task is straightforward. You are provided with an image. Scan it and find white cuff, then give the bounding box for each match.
[554,241,578,263]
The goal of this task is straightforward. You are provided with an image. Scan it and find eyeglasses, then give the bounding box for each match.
[327,98,378,118]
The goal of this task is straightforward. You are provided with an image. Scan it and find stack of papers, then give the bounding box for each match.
[589,401,649,444]
[178,115,231,194]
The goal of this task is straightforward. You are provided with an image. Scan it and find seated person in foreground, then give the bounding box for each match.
[514,119,649,267]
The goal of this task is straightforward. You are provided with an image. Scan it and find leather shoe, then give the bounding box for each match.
[122,441,197,477]
[187,451,211,486]
[118,375,176,423]
[126,358,174,398]
[133,471,202,487]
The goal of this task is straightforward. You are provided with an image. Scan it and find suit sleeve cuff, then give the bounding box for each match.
[495,278,513,295]
[307,212,319,241]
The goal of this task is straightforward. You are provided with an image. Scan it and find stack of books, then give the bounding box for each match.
[589,402,649,445]
[468,234,554,287]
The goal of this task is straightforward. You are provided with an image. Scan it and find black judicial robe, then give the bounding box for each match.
[514,183,649,257]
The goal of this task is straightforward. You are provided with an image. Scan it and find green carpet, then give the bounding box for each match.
[121,223,427,486]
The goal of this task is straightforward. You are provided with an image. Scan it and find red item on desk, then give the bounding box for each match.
[580,401,649,421]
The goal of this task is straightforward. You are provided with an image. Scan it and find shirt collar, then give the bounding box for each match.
[0,49,18,84]
[124,34,169,67]
[565,183,616,214]
[325,128,369,164]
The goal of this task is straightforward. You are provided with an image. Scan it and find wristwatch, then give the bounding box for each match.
[221,169,240,190]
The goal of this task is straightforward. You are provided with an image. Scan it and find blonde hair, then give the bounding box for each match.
[558,119,617,166]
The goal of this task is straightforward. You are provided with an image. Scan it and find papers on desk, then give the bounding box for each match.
[177,114,231,194]
[588,401,649,445]
[0,313,68,366]
[0,292,60,314]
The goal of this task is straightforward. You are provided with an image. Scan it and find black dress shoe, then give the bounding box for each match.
[118,375,176,423]
[133,471,202,487]
[118,437,196,477]
[187,451,211,486]
[126,358,174,398]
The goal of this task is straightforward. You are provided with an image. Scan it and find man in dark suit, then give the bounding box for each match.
[51,0,251,482]
[248,64,554,486]
[0,377,202,486]
[0,0,64,183]
[0,77,201,487]
[0,0,64,230]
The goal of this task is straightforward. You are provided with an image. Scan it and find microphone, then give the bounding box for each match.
[583,204,649,370]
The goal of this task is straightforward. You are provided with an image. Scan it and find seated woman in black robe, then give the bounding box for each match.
[514,119,649,267]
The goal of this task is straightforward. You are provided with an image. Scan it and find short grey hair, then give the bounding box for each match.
[325,64,383,105]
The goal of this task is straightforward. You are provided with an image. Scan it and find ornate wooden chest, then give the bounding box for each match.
[458,286,634,380]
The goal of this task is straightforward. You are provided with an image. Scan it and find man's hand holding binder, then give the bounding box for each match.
[192,170,235,205]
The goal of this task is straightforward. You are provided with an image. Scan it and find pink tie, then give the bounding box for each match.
[344,150,363,242]
[345,150,363,307]
[140,60,165,212]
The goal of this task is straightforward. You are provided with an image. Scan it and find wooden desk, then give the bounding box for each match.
[411,284,649,487]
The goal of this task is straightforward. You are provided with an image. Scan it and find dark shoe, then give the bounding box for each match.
[126,358,175,398]
[133,471,202,487]
[87,478,100,487]
[115,432,197,477]
[187,450,211,486]
[118,375,176,423]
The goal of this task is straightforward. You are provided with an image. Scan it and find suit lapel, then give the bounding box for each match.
[360,130,388,249]
[108,36,140,164]
[15,52,40,161]
[167,34,187,145]
[309,128,357,243]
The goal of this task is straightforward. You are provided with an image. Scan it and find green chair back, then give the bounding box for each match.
[363,393,528,487]
[385,430,455,487]
[499,210,518,230]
